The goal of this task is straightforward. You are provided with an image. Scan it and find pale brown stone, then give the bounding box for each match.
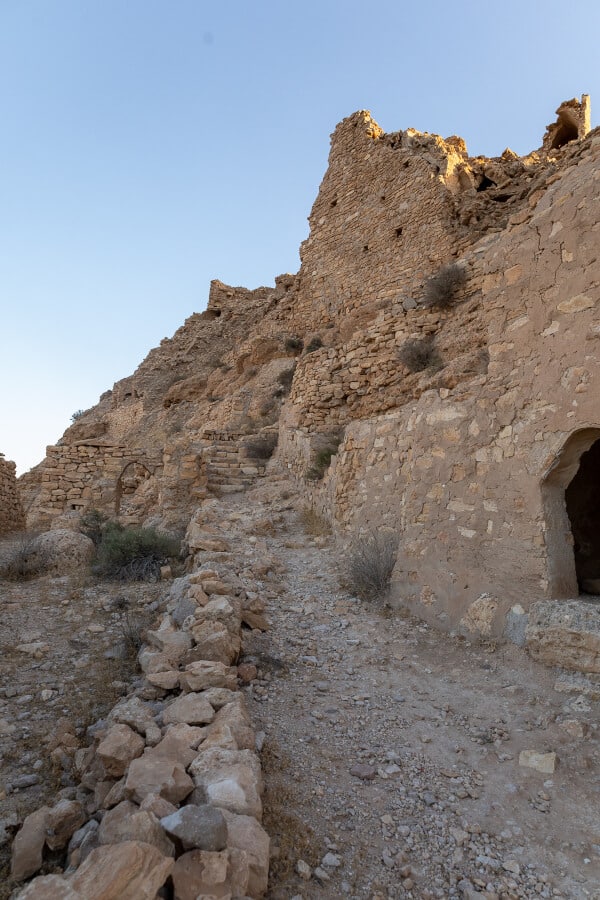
[181,660,238,692]
[162,692,216,726]
[98,801,175,856]
[11,806,51,881]
[189,748,263,819]
[125,754,194,805]
[97,724,145,777]
[70,840,174,899]
[45,800,85,851]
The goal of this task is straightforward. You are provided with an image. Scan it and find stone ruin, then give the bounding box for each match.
[0,453,25,535]
[13,94,600,668]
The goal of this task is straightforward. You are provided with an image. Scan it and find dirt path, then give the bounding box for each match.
[224,477,600,900]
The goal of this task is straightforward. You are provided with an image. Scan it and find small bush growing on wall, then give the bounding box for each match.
[341,530,398,602]
[284,336,304,353]
[71,409,86,423]
[273,366,296,397]
[423,262,467,309]
[398,335,441,373]
[305,335,324,353]
[93,523,180,581]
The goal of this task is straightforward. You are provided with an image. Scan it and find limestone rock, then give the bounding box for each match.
[70,840,174,899]
[22,530,95,576]
[11,806,51,881]
[526,601,600,673]
[189,748,263,819]
[202,699,255,751]
[45,800,85,851]
[15,875,83,899]
[518,750,557,774]
[152,723,207,767]
[98,800,175,856]
[171,848,249,900]
[459,594,498,637]
[125,754,194,805]
[193,596,241,636]
[190,621,241,665]
[181,659,238,692]
[222,809,270,897]
[162,691,216,726]
[160,804,228,851]
[97,724,145,777]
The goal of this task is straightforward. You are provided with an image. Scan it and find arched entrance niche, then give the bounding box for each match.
[542,428,600,597]
[115,461,152,518]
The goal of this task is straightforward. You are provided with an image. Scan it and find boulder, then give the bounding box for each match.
[98,801,174,857]
[70,840,173,899]
[162,692,216,726]
[97,724,145,777]
[11,806,51,881]
[192,597,241,636]
[152,723,207,767]
[526,600,600,673]
[190,621,240,665]
[189,748,263,820]
[222,809,270,897]
[160,805,228,851]
[45,800,85,851]
[202,700,255,751]
[125,754,194,805]
[16,875,83,899]
[181,660,238,692]
[171,848,249,900]
[23,530,95,576]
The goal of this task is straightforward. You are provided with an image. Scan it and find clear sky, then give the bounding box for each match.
[1,0,599,474]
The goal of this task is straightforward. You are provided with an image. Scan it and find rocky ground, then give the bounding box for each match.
[0,541,163,896]
[1,475,600,900]
[222,477,600,900]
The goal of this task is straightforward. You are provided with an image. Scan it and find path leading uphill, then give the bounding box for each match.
[216,475,600,900]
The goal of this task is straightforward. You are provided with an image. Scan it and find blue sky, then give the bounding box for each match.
[1,0,599,474]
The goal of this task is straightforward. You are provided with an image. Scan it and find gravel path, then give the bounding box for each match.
[228,478,600,900]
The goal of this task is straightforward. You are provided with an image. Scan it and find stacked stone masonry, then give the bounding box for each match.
[0,454,25,535]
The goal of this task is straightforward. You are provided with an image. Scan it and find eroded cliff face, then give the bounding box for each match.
[20,97,600,636]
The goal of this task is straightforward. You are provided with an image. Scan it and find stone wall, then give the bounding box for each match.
[29,443,163,529]
[281,127,600,638]
[0,454,25,535]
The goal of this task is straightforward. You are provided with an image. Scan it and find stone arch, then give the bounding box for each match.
[541,428,600,597]
[115,460,153,518]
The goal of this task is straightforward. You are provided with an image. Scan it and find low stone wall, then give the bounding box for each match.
[11,525,270,898]
[0,454,25,535]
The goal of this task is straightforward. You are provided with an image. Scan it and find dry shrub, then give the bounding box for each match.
[305,335,323,353]
[300,506,332,537]
[398,335,441,373]
[342,530,398,602]
[92,523,180,581]
[245,433,278,460]
[0,533,45,581]
[423,262,467,309]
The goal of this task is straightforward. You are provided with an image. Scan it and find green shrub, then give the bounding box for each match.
[423,262,467,309]
[342,531,398,602]
[93,523,180,581]
[71,409,86,423]
[305,435,342,481]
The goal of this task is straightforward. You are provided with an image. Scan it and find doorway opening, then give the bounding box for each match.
[542,428,600,597]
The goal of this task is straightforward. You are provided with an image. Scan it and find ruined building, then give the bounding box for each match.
[0,453,25,535]
[18,95,600,662]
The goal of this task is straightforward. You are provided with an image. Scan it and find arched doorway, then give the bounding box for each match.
[566,439,600,594]
[115,461,152,518]
[542,429,600,597]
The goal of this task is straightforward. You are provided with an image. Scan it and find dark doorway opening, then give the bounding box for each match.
[565,439,600,594]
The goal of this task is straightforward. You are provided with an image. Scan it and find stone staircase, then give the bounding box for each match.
[204,438,266,494]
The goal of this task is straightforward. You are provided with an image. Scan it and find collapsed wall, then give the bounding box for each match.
[0,453,25,535]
